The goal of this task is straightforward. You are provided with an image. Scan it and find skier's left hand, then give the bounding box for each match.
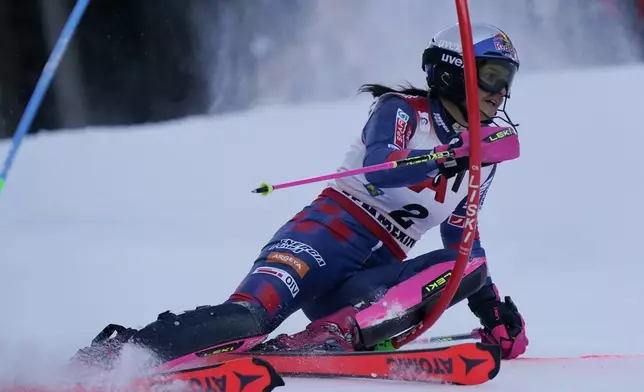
[467,284,528,359]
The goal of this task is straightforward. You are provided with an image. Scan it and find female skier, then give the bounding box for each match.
[75,22,529,369]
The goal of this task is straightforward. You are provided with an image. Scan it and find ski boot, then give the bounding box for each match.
[253,306,361,352]
[70,323,138,370]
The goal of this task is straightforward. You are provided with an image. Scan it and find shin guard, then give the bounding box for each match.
[356,257,488,348]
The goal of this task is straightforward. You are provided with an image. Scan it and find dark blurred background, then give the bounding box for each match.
[0,0,642,140]
[0,0,311,139]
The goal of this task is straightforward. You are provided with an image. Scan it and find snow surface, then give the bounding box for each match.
[1,65,644,390]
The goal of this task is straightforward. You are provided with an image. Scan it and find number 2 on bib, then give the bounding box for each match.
[390,204,429,230]
[391,174,465,229]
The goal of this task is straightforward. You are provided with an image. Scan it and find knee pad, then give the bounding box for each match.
[132,302,271,361]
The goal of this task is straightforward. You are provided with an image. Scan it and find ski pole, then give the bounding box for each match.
[414,329,482,345]
[0,0,91,197]
[252,150,453,196]
[375,329,481,351]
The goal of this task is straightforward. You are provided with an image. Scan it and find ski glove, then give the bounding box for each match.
[467,284,528,359]
[434,132,470,179]
[433,126,520,178]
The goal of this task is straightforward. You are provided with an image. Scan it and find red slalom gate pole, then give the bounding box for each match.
[392,0,482,349]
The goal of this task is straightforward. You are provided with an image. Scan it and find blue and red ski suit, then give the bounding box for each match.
[229,92,495,331]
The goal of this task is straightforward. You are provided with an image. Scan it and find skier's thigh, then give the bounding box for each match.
[301,261,401,321]
[231,221,376,325]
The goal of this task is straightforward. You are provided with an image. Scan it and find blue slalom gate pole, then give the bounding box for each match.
[0,0,91,196]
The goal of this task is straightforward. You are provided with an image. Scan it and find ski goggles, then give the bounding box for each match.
[476,58,517,96]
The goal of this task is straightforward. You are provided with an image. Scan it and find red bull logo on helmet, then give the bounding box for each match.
[493,32,518,62]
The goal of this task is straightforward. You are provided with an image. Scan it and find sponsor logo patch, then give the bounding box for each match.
[482,127,517,143]
[436,39,462,53]
[363,183,384,197]
[479,169,494,207]
[421,271,452,299]
[447,214,466,228]
[394,108,410,149]
[432,112,451,135]
[253,266,300,297]
[267,252,309,278]
[493,32,518,61]
[441,53,463,67]
[195,341,244,357]
[267,239,326,267]
[419,111,429,126]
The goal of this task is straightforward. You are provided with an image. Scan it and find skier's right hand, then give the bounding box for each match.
[434,132,470,179]
[467,284,529,359]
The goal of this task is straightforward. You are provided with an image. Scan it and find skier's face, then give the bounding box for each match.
[476,60,513,120]
[478,87,506,120]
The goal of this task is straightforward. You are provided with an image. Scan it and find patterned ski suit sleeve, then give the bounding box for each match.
[362,95,441,188]
[440,165,497,286]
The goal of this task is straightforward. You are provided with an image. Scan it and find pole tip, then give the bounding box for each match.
[251,183,274,196]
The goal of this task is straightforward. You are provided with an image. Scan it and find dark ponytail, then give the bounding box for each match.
[358,83,429,98]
